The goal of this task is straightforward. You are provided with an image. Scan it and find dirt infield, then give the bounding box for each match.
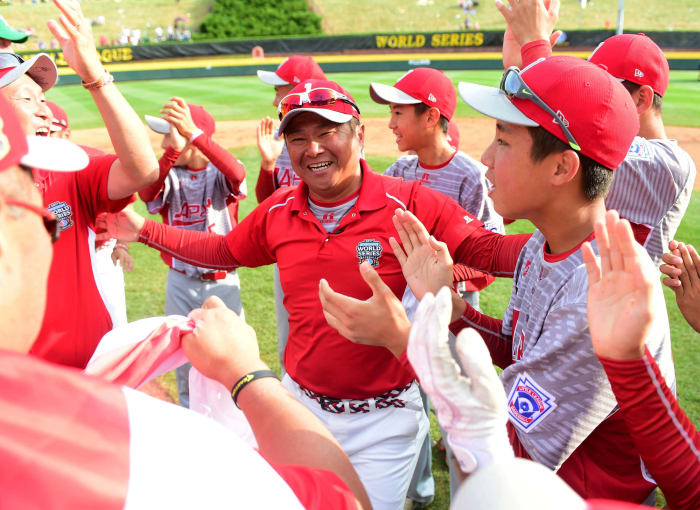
[71,117,700,189]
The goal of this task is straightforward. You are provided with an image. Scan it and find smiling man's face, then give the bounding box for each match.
[1,74,52,136]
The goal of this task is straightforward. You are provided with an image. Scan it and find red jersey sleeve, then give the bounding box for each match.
[75,154,131,219]
[449,300,512,369]
[267,462,359,510]
[138,147,180,203]
[599,348,700,510]
[223,197,277,267]
[521,39,552,67]
[192,134,246,195]
[454,229,531,277]
[255,167,277,203]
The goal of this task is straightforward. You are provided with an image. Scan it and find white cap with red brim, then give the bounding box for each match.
[457,82,538,127]
[23,136,89,172]
[256,69,289,86]
[278,107,354,134]
[144,114,171,134]
[369,82,421,105]
[0,54,58,92]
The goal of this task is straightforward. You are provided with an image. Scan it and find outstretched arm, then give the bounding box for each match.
[48,0,158,200]
[183,297,370,510]
[583,211,700,510]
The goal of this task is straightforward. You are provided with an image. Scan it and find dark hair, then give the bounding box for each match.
[413,103,449,134]
[527,126,613,201]
[621,80,663,113]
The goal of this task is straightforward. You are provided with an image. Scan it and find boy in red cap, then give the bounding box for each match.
[255,55,327,376]
[140,97,247,408]
[100,78,531,510]
[370,67,504,505]
[497,0,696,268]
[0,0,159,369]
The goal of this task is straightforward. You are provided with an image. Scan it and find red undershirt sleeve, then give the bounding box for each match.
[449,301,512,369]
[521,39,552,67]
[138,147,180,203]
[138,218,239,270]
[256,167,277,203]
[192,134,246,194]
[598,348,700,510]
[453,229,531,277]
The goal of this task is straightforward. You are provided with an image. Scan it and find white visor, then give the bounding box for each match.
[0,53,58,92]
[22,136,89,172]
[257,69,290,86]
[457,82,539,127]
[278,108,353,134]
[144,114,171,134]
[369,82,421,105]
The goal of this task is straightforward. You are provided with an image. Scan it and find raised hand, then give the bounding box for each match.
[407,287,512,473]
[319,261,412,358]
[660,241,700,333]
[95,207,146,243]
[161,97,198,140]
[47,0,104,83]
[256,117,284,170]
[582,210,658,360]
[390,208,453,301]
[498,0,562,69]
[111,244,135,272]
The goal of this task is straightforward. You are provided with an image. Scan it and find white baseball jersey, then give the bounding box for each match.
[499,230,675,470]
[147,163,245,277]
[606,137,696,266]
[384,152,504,233]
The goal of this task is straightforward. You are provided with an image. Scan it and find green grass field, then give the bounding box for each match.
[69,72,697,509]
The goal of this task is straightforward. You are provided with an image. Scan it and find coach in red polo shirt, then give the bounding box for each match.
[102,79,527,510]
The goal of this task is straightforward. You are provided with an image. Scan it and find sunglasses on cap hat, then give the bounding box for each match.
[500,66,581,152]
[5,199,59,243]
[277,87,361,120]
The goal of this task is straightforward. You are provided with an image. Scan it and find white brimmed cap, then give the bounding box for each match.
[457,82,538,127]
[256,69,290,86]
[144,114,171,134]
[0,53,58,92]
[23,136,90,172]
[369,81,421,105]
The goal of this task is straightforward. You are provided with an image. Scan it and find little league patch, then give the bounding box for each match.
[507,372,556,433]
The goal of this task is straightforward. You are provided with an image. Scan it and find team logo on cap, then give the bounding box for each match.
[48,201,74,231]
[428,93,437,102]
[507,372,556,433]
[634,68,645,78]
[356,238,383,267]
[553,110,570,128]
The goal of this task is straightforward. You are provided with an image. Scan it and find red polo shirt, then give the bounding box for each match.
[30,155,132,368]
[226,161,484,398]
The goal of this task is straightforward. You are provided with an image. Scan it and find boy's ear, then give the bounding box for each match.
[424,106,442,129]
[550,150,580,187]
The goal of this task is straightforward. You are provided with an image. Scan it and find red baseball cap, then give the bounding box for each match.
[588,33,669,97]
[277,79,360,133]
[257,55,326,86]
[145,103,216,137]
[47,101,69,132]
[0,94,88,173]
[447,120,460,149]
[0,53,57,92]
[458,56,639,170]
[369,67,457,120]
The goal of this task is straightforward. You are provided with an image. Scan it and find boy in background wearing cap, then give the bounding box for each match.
[140,97,247,409]
[0,15,28,53]
[497,0,696,268]
[370,67,504,506]
[255,55,326,375]
[0,0,159,370]
[48,99,133,330]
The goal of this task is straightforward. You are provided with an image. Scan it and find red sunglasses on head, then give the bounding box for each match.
[5,199,59,243]
[277,87,360,120]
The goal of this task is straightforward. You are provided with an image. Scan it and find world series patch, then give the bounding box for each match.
[356,239,383,267]
[48,201,74,232]
[507,372,556,433]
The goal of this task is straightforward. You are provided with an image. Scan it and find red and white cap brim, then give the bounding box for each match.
[144,114,171,134]
[369,82,421,105]
[256,69,290,86]
[458,82,539,127]
[22,136,89,172]
[278,107,354,134]
[0,53,57,92]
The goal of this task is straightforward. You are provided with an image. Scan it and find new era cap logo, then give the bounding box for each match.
[552,110,570,128]
[428,93,436,102]
[634,68,645,78]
